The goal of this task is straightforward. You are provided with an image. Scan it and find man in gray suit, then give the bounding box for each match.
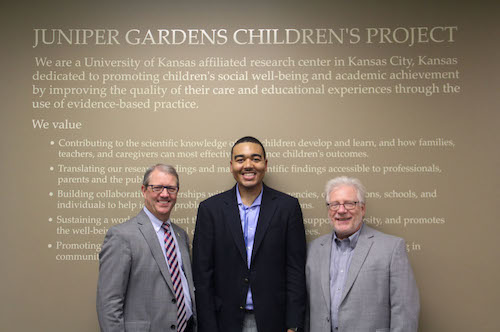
[97,164,196,332]
[306,176,419,332]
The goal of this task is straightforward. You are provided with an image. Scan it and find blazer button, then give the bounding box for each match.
[239,306,244,310]
[171,298,177,304]
[171,324,176,330]
[244,278,249,283]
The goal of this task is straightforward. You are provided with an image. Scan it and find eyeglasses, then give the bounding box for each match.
[326,201,360,211]
[148,185,178,194]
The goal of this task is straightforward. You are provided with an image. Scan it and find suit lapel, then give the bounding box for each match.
[340,225,374,304]
[251,184,276,264]
[136,210,175,294]
[172,223,196,304]
[223,186,247,264]
[172,224,190,278]
[319,233,333,310]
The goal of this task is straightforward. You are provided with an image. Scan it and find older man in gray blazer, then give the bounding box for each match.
[306,176,419,332]
[97,164,196,332]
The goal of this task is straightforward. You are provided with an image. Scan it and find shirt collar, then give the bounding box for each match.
[333,223,363,249]
[143,206,171,233]
[236,184,263,208]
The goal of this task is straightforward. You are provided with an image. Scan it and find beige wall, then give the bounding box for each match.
[2,1,499,331]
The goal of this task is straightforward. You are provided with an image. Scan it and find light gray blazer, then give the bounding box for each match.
[305,225,419,332]
[97,210,196,332]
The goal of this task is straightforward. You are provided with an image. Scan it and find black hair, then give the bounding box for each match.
[231,136,266,159]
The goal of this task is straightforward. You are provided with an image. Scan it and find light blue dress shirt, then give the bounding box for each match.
[236,184,263,310]
[330,224,362,330]
[143,207,193,320]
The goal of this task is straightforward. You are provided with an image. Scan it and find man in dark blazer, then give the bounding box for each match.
[305,176,419,332]
[193,136,307,332]
[97,164,196,332]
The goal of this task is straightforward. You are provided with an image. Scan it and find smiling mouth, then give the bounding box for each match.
[242,172,256,180]
[336,217,352,222]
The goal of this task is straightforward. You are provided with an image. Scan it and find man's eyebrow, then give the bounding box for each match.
[233,153,262,159]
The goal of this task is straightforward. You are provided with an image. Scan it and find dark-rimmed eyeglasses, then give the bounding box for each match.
[326,201,360,211]
[148,185,178,194]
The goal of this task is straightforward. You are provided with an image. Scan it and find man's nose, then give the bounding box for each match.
[160,188,171,197]
[243,158,252,168]
[337,204,347,213]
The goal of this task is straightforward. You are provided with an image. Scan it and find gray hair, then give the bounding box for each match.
[324,176,366,204]
[142,164,179,188]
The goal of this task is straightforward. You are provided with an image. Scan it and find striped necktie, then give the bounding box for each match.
[162,222,188,332]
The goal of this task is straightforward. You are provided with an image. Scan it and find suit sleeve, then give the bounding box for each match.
[96,227,131,332]
[389,238,420,332]
[304,291,310,332]
[285,199,307,329]
[192,202,219,332]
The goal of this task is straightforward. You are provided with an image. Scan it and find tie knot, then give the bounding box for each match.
[161,222,170,232]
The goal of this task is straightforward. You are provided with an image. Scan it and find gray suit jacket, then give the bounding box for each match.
[306,225,419,332]
[97,210,197,332]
